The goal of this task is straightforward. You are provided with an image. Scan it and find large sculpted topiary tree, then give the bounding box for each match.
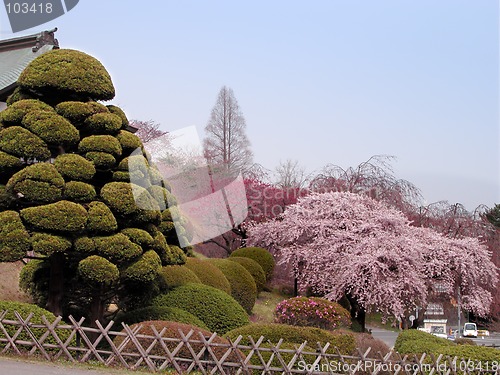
[0,49,190,324]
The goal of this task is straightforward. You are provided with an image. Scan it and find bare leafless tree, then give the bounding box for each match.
[131,120,168,143]
[274,159,310,189]
[203,86,253,175]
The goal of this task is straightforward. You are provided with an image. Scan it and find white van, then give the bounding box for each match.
[463,322,478,338]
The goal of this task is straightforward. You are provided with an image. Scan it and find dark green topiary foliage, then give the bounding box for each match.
[153,283,249,334]
[114,306,208,330]
[184,258,231,294]
[158,265,201,291]
[230,247,275,281]
[18,49,115,103]
[0,49,192,324]
[208,259,257,314]
[228,256,266,293]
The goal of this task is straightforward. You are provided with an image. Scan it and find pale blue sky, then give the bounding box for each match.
[1,1,498,210]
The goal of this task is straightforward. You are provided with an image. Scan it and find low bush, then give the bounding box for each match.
[225,323,356,355]
[153,283,249,334]
[113,321,241,365]
[228,256,266,293]
[0,300,71,346]
[395,330,499,363]
[208,259,257,314]
[158,265,201,291]
[184,258,231,294]
[230,247,275,280]
[114,306,207,329]
[354,332,391,357]
[275,297,351,330]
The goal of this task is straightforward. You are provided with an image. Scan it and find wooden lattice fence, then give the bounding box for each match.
[0,311,498,374]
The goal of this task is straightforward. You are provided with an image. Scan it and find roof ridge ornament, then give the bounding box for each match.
[32,28,59,52]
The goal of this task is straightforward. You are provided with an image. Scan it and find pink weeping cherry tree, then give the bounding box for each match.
[248,192,498,331]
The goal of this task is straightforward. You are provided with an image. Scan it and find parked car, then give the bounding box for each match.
[463,322,478,338]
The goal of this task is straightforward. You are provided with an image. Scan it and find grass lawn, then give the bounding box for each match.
[250,290,287,324]
[366,312,401,332]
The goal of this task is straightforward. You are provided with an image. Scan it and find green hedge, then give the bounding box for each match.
[153,283,249,334]
[225,323,356,355]
[22,111,79,146]
[394,330,499,363]
[228,256,266,293]
[208,259,257,314]
[54,154,96,181]
[0,210,30,261]
[184,258,231,294]
[114,306,208,330]
[86,201,118,233]
[20,200,88,232]
[18,49,115,102]
[0,300,71,346]
[0,126,50,160]
[158,265,201,291]
[230,247,275,280]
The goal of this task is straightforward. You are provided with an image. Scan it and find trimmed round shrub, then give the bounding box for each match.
[55,101,108,125]
[54,153,95,181]
[84,151,116,169]
[275,297,352,330]
[78,255,119,285]
[86,201,118,233]
[228,256,266,293]
[116,130,142,152]
[158,265,201,290]
[78,135,122,157]
[106,105,129,127]
[121,228,154,248]
[22,111,79,146]
[100,182,160,217]
[153,283,249,334]
[120,250,161,283]
[0,99,54,125]
[230,247,275,280]
[209,259,257,314]
[0,126,50,160]
[18,49,115,101]
[93,233,142,263]
[148,227,186,265]
[184,258,231,294]
[31,232,72,256]
[63,181,96,202]
[225,323,356,355]
[5,87,35,105]
[0,151,22,173]
[20,200,87,232]
[114,306,208,330]
[114,321,240,363]
[0,300,70,345]
[6,163,64,203]
[84,112,122,134]
[0,211,30,262]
